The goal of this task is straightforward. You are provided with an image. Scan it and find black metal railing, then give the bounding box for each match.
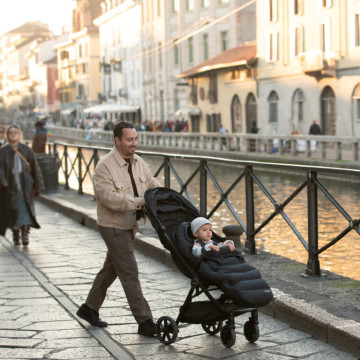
[46,141,360,277]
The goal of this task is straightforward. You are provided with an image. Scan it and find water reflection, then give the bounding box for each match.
[58,147,360,281]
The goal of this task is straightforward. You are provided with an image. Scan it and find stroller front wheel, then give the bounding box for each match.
[244,320,259,343]
[156,316,178,345]
[202,321,223,335]
[220,324,236,348]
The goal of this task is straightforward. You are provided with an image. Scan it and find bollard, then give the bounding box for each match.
[222,225,244,250]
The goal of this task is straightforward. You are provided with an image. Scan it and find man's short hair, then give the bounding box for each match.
[35,121,43,128]
[113,121,134,140]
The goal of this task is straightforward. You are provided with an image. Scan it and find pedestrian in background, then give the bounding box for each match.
[77,121,161,337]
[309,119,321,151]
[0,125,45,246]
[32,121,47,154]
[0,126,6,147]
[218,123,228,148]
[309,119,321,135]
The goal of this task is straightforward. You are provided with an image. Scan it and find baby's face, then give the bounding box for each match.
[195,223,212,241]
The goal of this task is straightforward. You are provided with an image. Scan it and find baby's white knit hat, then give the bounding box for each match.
[191,217,212,236]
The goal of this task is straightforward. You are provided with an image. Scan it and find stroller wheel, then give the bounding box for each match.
[156,316,178,345]
[202,321,223,335]
[220,324,236,348]
[244,320,259,343]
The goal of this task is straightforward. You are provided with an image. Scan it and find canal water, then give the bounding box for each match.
[59,147,360,281]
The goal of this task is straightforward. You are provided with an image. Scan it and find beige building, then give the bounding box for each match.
[94,0,143,111]
[178,42,257,133]
[256,0,360,136]
[0,22,52,111]
[56,0,102,125]
[141,0,256,124]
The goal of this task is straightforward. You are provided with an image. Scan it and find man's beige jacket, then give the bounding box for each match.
[94,147,160,230]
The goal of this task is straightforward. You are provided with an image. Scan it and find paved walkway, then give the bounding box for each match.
[0,189,359,359]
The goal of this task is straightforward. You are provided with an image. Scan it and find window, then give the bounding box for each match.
[268,91,279,123]
[320,22,330,54]
[201,0,209,7]
[188,37,193,63]
[355,14,360,47]
[209,72,218,104]
[322,0,332,8]
[158,42,162,67]
[174,44,179,65]
[157,0,161,16]
[203,34,209,60]
[78,44,82,58]
[172,0,179,13]
[294,26,304,56]
[221,31,228,51]
[186,0,194,11]
[352,84,360,120]
[190,79,197,105]
[267,32,278,61]
[292,89,304,130]
[294,0,303,15]
[269,0,278,22]
[219,0,229,3]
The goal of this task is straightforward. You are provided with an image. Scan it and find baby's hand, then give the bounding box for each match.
[225,243,235,251]
[209,244,220,252]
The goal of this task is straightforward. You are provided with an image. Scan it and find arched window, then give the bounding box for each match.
[292,88,304,133]
[351,84,360,136]
[246,93,257,133]
[268,91,279,123]
[231,95,242,133]
[320,86,336,135]
[352,84,360,120]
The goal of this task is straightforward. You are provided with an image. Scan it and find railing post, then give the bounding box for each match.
[199,160,207,217]
[78,147,83,195]
[306,170,321,276]
[244,165,256,254]
[64,145,69,190]
[164,156,170,188]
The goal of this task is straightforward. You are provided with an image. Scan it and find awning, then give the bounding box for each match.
[61,108,76,115]
[83,103,139,114]
[83,104,105,114]
[175,107,201,117]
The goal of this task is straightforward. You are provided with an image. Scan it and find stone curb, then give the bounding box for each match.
[36,194,360,357]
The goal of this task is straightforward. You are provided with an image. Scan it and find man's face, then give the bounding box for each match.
[115,128,138,158]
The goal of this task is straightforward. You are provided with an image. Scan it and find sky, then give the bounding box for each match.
[0,0,75,35]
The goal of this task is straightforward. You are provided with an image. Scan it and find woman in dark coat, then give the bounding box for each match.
[0,125,45,246]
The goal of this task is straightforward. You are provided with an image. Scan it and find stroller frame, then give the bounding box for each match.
[144,187,260,348]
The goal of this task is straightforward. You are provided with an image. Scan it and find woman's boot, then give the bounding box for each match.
[13,229,20,246]
[21,225,30,246]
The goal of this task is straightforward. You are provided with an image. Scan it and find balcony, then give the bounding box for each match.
[299,50,338,77]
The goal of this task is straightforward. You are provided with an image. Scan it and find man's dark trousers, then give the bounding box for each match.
[84,225,152,324]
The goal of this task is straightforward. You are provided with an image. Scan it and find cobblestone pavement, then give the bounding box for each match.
[0,200,358,359]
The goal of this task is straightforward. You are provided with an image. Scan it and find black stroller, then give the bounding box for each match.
[144,187,273,348]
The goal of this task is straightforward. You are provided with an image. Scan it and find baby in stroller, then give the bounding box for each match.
[191,217,235,258]
[144,187,274,348]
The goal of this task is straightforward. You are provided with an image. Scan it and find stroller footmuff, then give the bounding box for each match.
[144,187,273,348]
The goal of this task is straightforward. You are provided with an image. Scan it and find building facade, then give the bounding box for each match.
[0,22,52,111]
[56,0,102,125]
[141,0,256,124]
[256,0,360,136]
